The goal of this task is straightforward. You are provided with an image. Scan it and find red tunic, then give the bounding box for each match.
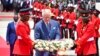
[13,21,33,55]
[62,11,69,19]
[52,8,59,17]
[75,18,97,55]
[91,15,100,37]
[68,12,76,29]
[33,2,40,9]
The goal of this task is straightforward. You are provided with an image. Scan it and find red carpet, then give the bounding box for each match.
[0,16,33,19]
[0,36,10,56]
[0,16,13,18]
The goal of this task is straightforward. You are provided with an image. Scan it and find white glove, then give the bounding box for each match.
[37,9,40,11]
[74,20,78,25]
[60,16,64,19]
[34,7,37,11]
[66,19,70,23]
[33,15,36,17]
[17,36,22,39]
[57,16,60,19]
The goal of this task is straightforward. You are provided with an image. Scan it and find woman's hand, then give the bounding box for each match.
[32,41,35,49]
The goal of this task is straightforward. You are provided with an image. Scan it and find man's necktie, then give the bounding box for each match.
[47,23,51,33]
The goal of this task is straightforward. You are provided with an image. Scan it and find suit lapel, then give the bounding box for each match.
[42,20,50,39]
[47,22,51,33]
[12,22,16,33]
[49,20,56,39]
[49,20,52,34]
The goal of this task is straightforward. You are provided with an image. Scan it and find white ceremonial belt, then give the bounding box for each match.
[17,36,22,40]
[87,37,94,42]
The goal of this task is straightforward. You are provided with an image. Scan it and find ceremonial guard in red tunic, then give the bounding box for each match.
[75,10,97,56]
[13,8,34,56]
[90,9,100,56]
[66,6,76,40]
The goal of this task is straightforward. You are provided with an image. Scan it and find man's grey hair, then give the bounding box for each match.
[42,9,53,17]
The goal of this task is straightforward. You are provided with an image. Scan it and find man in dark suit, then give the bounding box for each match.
[6,14,19,56]
[34,9,61,56]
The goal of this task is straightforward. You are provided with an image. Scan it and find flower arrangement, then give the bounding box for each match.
[34,38,74,52]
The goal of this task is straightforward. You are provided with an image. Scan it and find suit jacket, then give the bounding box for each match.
[6,22,17,45]
[34,19,61,56]
[13,21,33,55]
[76,18,97,55]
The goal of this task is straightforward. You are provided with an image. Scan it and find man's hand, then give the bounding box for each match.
[32,41,35,46]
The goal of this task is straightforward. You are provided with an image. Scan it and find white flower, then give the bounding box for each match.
[64,38,74,50]
[45,47,49,51]
[34,39,74,52]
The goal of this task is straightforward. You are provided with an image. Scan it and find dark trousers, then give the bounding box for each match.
[8,3,13,11]
[61,27,66,38]
[35,50,57,56]
[95,37,99,56]
[69,28,74,40]
[10,44,14,56]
